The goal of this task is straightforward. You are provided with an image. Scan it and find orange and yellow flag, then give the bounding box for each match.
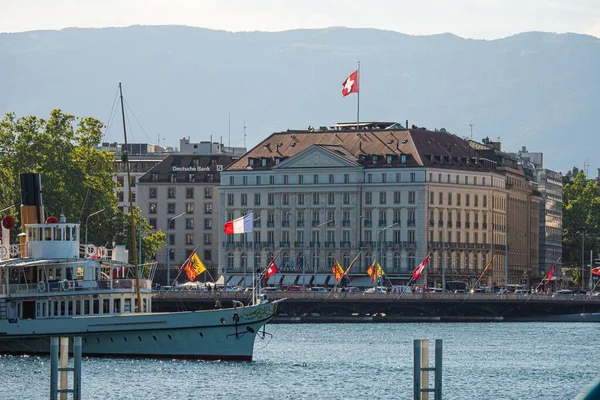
[182,252,207,281]
[367,261,384,282]
[332,259,345,281]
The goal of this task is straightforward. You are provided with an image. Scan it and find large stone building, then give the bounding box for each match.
[219,122,541,289]
[510,146,563,279]
[137,154,237,282]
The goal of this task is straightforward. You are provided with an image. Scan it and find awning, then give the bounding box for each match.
[313,274,331,286]
[266,274,282,285]
[227,275,243,286]
[216,275,225,285]
[282,275,298,285]
[349,276,375,287]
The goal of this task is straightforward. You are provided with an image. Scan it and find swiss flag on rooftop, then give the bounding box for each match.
[342,70,359,97]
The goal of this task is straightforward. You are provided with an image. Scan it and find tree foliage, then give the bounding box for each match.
[562,171,600,271]
[0,109,165,261]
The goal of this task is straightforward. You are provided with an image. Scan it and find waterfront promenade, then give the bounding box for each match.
[153,291,600,322]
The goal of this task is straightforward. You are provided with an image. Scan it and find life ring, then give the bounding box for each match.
[86,245,96,256]
[0,246,7,259]
[37,281,46,293]
[61,280,71,291]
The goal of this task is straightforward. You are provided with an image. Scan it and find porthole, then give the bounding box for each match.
[220,318,226,324]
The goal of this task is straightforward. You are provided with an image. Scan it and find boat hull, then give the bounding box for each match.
[0,302,277,361]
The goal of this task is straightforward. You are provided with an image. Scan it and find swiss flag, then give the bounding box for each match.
[264,261,279,279]
[342,70,359,96]
[412,255,430,281]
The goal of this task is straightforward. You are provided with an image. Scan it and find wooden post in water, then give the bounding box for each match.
[414,339,443,400]
[50,337,83,400]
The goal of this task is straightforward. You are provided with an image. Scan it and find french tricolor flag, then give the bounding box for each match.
[224,213,254,234]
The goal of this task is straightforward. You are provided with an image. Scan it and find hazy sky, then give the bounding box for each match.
[2,0,600,39]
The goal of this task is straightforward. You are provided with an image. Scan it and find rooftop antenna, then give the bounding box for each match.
[244,121,247,149]
[228,110,231,148]
[469,124,474,140]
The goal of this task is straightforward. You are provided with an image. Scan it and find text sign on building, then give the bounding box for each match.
[171,165,223,172]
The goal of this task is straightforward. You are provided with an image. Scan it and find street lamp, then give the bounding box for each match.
[167,212,185,286]
[375,222,398,288]
[85,208,104,245]
[312,219,332,287]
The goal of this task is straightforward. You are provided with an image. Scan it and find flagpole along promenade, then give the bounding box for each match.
[356,60,360,130]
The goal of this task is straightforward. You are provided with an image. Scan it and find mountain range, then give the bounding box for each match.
[1,25,599,173]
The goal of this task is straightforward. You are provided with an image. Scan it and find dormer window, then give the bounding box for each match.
[359,155,366,163]
[372,155,379,163]
[261,158,267,167]
[275,158,281,164]
[248,158,255,167]
[401,154,407,164]
[386,155,393,164]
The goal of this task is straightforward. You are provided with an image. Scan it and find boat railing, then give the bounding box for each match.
[5,278,153,296]
[78,245,113,260]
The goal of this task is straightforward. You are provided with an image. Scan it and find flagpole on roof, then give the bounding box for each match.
[356,60,360,130]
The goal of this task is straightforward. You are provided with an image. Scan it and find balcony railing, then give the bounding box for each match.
[456,221,462,228]
[280,241,290,247]
[309,241,320,247]
[447,221,453,228]
[327,220,335,227]
[267,221,275,227]
[360,241,377,247]
[312,221,321,227]
[325,241,336,248]
[408,220,416,227]
[254,220,261,228]
[379,220,387,227]
[339,241,351,247]
[474,222,479,229]
[482,223,487,229]
[342,220,351,227]
[465,222,471,228]
[364,220,373,227]
[282,221,290,227]
[294,241,305,247]
[297,220,304,227]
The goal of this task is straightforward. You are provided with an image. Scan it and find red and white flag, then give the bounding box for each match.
[544,265,556,283]
[592,267,600,277]
[342,70,359,97]
[412,255,430,281]
[264,260,279,279]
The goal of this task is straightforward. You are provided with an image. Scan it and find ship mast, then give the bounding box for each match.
[119,82,143,312]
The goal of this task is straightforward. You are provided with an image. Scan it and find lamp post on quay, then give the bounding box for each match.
[374,222,399,289]
[312,219,332,287]
[167,212,185,286]
[85,208,104,246]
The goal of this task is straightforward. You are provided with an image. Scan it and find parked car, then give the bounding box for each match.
[552,290,574,297]
[470,288,487,294]
[514,289,529,295]
[364,286,388,294]
[308,286,328,292]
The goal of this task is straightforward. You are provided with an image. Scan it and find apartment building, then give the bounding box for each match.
[219,122,541,288]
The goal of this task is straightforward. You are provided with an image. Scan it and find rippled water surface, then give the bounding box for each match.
[0,323,597,399]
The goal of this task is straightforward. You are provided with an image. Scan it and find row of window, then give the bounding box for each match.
[149,202,212,214]
[167,249,212,262]
[429,230,488,244]
[429,172,488,186]
[167,233,213,246]
[429,192,489,208]
[223,229,417,244]
[150,217,214,230]
[149,187,213,200]
[36,296,147,318]
[225,191,418,207]
[227,172,420,186]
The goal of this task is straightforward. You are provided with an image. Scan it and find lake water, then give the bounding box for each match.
[0,323,597,399]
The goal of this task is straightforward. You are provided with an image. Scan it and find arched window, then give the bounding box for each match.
[227,252,234,269]
[282,252,290,271]
[408,252,416,270]
[254,252,261,270]
[327,253,334,270]
[343,253,350,269]
[394,252,401,270]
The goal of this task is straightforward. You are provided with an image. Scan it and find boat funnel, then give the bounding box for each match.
[19,173,44,257]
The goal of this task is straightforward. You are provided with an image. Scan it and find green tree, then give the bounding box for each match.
[562,171,600,278]
[0,109,165,262]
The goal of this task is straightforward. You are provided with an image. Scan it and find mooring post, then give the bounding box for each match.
[414,340,421,400]
[435,339,443,400]
[50,337,59,400]
[60,337,69,400]
[73,337,82,400]
[421,340,430,400]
